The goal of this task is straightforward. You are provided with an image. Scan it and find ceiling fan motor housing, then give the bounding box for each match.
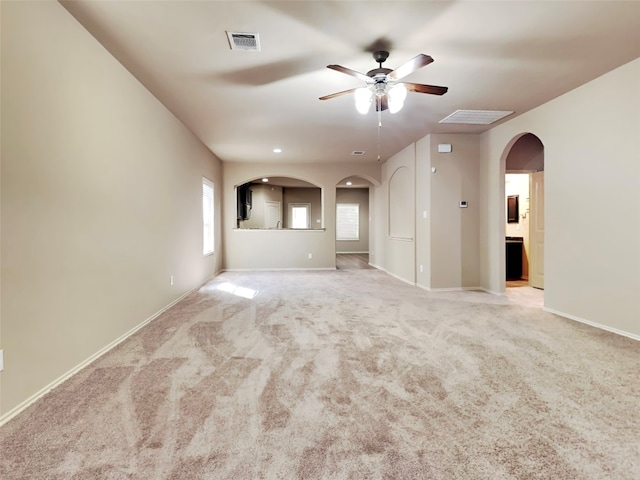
[366,67,392,77]
[372,50,390,64]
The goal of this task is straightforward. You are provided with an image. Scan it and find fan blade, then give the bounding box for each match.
[375,95,389,112]
[403,82,448,96]
[327,65,372,83]
[319,88,359,101]
[388,54,434,80]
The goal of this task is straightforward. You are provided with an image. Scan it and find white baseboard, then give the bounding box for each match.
[543,307,640,342]
[418,286,484,293]
[0,276,214,427]
[336,251,369,254]
[371,265,416,287]
[479,288,505,296]
[222,267,336,272]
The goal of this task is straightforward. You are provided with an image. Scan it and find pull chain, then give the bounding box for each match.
[377,96,382,162]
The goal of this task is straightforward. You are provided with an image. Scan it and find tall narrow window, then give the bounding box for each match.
[336,203,359,241]
[289,203,310,229]
[202,178,214,255]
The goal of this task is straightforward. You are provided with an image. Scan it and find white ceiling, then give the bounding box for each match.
[60,1,640,165]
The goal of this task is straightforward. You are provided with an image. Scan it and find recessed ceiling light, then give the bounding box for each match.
[262,178,269,182]
[346,181,353,186]
[273,148,282,153]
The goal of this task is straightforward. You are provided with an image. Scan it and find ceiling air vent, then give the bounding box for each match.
[439,110,514,125]
[351,151,366,156]
[226,32,261,52]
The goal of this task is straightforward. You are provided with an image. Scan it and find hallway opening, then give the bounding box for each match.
[502,133,544,297]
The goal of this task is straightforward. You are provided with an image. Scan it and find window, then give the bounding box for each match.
[202,178,214,255]
[336,203,359,241]
[289,203,310,229]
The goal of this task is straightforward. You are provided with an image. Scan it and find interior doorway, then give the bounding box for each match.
[335,176,373,270]
[503,133,544,292]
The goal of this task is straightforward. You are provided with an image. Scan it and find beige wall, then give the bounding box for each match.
[428,134,481,289]
[383,134,481,289]
[336,188,369,253]
[379,145,416,283]
[222,162,380,270]
[480,58,640,337]
[415,136,431,287]
[0,2,222,417]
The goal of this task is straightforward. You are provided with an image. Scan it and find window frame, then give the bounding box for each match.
[336,203,360,241]
[202,177,215,256]
[288,203,311,229]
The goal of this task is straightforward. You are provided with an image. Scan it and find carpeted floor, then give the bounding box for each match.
[1,268,638,479]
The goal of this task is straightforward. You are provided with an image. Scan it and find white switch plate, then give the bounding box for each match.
[308,253,313,259]
[0,350,4,372]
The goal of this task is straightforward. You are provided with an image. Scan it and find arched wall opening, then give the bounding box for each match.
[335,176,375,269]
[235,175,323,230]
[499,133,545,294]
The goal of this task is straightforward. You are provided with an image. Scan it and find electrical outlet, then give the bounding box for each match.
[0,350,4,372]
[308,253,313,259]
[419,265,424,273]
[170,275,174,286]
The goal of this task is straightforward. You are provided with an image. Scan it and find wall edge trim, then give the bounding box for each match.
[544,307,640,341]
[222,267,336,272]
[479,288,505,296]
[418,286,484,292]
[372,265,415,287]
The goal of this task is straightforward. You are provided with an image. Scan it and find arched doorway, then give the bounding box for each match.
[502,133,544,295]
[335,176,374,269]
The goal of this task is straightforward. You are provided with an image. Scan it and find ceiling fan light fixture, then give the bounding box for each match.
[355,87,373,114]
[388,83,407,113]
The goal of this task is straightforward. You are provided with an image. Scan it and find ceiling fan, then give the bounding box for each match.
[320,50,448,114]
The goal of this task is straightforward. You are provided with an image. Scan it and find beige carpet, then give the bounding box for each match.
[1,269,638,479]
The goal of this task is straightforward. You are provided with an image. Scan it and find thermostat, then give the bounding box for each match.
[438,143,452,153]
[459,201,468,208]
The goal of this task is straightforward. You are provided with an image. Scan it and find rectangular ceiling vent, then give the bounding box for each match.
[226,32,261,52]
[351,150,366,156]
[439,110,514,125]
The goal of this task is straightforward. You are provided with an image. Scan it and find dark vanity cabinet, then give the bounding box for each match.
[506,237,523,280]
